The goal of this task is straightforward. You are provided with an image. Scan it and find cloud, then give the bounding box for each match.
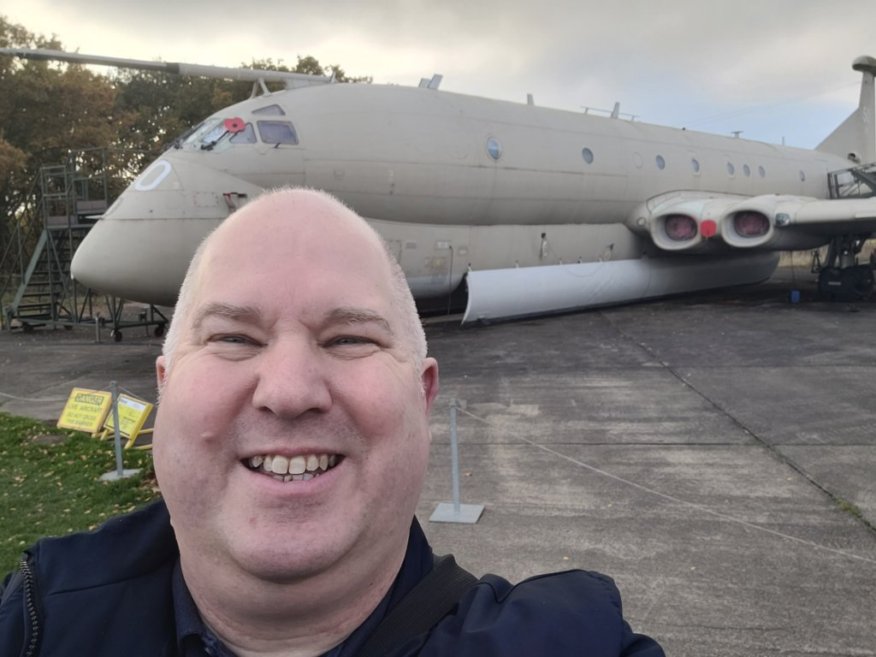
[5,0,876,147]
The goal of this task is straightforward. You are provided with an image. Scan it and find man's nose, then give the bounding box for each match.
[251,339,332,418]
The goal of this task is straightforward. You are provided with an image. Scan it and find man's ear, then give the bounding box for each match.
[156,355,168,393]
[420,357,439,414]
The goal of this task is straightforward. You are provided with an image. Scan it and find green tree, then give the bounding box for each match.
[0,16,126,276]
[0,13,368,281]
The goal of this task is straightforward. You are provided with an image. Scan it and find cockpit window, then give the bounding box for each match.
[178,116,297,149]
[230,123,257,144]
[179,116,260,150]
[253,104,286,116]
[258,120,298,145]
[182,118,224,148]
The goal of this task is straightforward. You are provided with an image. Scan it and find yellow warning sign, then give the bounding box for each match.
[57,388,113,434]
[104,394,153,440]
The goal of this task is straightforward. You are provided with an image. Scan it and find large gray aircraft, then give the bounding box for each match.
[6,49,876,322]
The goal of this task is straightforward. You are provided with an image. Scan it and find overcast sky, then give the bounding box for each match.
[5,0,876,148]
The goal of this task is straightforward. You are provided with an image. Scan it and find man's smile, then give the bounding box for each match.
[243,453,341,482]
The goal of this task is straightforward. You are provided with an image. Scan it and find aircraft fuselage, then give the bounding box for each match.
[71,82,852,309]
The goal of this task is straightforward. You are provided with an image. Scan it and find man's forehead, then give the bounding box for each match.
[187,191,397,323]
[224,191,376,242]
[203,194,381,272]
[190,300,394,334]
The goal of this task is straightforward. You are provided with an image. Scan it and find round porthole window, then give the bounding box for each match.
[727,162,735,176]
[656,154,666,170]
[691,158,700,173]
[486,137,502,160]
[582,147,594,164]
[743,164,751,177]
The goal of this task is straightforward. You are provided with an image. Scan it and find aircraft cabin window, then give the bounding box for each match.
[743,164,751,177]
[726,162,735,176]
[799,170,806,182]
[253,104,286,116]
[486,137,502,160]
[656,155,666,170]
[230,123,257,144]
[257,121,299,145]
[582,147,594,164]
[690,158,700,173]
[758,165,766,178]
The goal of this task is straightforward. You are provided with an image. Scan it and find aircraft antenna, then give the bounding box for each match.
[418,74,443,90]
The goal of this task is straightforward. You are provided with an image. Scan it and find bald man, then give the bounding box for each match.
[1,189,664,656]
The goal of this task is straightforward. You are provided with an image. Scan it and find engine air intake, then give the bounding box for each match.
[732,211,770,237]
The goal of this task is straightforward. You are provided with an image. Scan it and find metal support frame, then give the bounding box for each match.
[3,148,175,338]
[828,162,876,199]
[104,297,169,342]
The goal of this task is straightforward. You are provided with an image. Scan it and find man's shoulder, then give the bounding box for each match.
[479,568,622,607]
[419,569,663,656]
[1,501,179,657]
[458,569,625,635]
[26,499,177,592]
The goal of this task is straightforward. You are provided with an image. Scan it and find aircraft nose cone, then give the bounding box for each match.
[71,153,263,305]
[71,209,213,306]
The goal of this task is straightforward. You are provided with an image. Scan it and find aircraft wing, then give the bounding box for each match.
[774,197,876,233]
[632,192,876,253]
[465,193,876,323]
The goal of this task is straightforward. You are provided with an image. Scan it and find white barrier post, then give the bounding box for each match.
[430,399,485,524]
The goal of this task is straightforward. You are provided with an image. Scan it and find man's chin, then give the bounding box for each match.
[229,538,347,585]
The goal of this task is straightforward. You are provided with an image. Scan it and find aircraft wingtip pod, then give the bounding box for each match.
[462,261,654,324]
[461,254,783,324]
[853,55,876,75]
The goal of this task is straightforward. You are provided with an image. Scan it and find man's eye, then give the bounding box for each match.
[210,334,257,345]
[328,335,376,347]
[330,335,374,346]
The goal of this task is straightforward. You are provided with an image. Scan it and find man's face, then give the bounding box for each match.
[152,197,438,584]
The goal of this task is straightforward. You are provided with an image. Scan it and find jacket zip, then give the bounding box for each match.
[20,557,40,657]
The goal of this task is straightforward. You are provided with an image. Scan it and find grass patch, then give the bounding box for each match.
[834,496,876,531]
[0,412,159,574]
[836,498,863,519]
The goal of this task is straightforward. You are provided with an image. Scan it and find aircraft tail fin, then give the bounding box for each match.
[816,56,876,164]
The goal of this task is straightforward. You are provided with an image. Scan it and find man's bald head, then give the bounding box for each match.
[161,188,426,373]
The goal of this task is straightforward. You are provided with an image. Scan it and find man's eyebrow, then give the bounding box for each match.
[325,307,394,335]
[191,302,262,330]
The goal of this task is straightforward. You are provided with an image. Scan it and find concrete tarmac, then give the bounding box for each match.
[2,269,875,656]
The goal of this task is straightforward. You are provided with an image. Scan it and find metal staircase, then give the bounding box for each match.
[3,160,105,330]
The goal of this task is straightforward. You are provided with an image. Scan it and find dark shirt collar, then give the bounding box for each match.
[172,517,434,657]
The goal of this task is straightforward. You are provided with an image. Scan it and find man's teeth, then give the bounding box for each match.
[246,453,338,481]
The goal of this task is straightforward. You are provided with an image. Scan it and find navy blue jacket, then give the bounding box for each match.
[0,501,664,656]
